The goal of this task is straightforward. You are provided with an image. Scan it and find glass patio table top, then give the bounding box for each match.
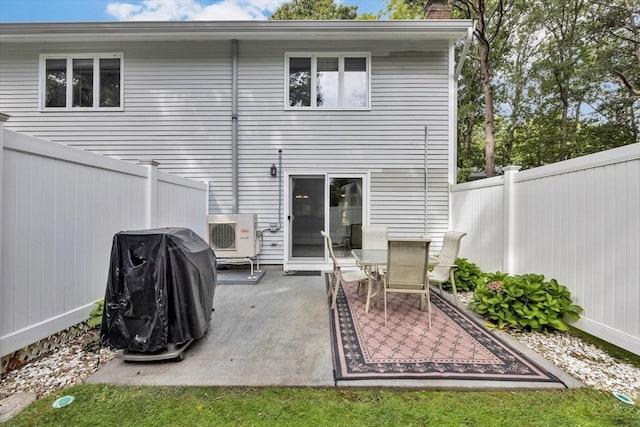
[351,249,438,267]
[351,248,438,313]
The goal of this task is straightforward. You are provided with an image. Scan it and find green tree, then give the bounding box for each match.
[588,0,639,143]
[453,0,514,177]
[456,42,485,177]
[382,0,425,19]
[451,0,638,177]
[270,0,359,20]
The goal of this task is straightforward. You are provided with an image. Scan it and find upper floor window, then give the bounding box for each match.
[40,53,123,110]
[286,53,370,110]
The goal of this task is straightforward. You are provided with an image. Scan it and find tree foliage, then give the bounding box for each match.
[452,0,639,180]
[453,0,514,177]
[270,0,358,20]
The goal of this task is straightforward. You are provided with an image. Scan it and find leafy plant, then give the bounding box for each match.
[470,273,583,332]
[441,258,486,292]
[88,299,104,329]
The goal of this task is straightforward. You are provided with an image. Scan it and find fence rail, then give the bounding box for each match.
[451,144,640,355]
[1,127,208,358]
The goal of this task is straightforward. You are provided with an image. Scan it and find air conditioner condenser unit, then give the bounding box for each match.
[206,214,261,258]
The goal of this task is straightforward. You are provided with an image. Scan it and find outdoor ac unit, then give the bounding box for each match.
[206,214,261,258]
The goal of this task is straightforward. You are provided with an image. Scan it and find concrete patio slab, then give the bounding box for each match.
[89,267,334,387]
[88,267,582,390]
[0,392,37,423]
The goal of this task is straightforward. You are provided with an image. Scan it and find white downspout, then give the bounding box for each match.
[231,39,239,213]
[449,25,474,232]
[455,26,473,81]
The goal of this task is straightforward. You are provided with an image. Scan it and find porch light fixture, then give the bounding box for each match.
[270,163,277,177]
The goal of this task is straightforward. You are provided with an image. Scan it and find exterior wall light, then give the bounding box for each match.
[270,164,277,177]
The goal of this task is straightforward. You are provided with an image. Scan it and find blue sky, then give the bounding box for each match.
[0,0,388,22]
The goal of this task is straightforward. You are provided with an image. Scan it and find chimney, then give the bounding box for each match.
[425,0,451,19]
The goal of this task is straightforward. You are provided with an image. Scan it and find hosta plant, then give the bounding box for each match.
[441,257,486,292]
[471,273,583,332]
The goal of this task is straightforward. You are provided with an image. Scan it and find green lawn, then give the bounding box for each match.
[6,385,639,426]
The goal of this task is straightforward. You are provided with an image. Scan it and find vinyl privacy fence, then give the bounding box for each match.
[1,126,208,358]
[450,144,640,355]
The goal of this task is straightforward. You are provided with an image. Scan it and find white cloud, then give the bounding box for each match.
[106,0,288,21]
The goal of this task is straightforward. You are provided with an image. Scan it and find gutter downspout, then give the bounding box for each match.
[278,149,283,230]
[454,25,473,81]
[231,39,239,213]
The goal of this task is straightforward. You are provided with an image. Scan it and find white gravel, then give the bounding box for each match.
[511,330,640,399]
[457,291,640,400]
[1,298,639,402]
[0,332,116,400]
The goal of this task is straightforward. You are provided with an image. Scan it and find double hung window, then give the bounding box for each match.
[40,53,123,110]
[286,53,369,110]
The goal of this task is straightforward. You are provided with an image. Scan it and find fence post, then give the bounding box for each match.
[0,113,8,379]
[502,165,521,274]
[139,160,159,229]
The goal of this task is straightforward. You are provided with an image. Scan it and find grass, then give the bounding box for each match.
[6,290,639,425]
[5,385,639,426]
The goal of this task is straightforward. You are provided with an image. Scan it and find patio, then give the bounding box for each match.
[87,267,579,390]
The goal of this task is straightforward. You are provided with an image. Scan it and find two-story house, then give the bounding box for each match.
[0,20,473,270]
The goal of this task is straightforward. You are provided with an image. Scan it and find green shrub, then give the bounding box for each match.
[88,299,104,329]
[440,258,485,292]
[470,273,583,332]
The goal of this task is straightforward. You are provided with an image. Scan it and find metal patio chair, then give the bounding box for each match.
[321,230,369,310]
[358,225,388,294]
[429,231,467,306]
[382,238,432,328]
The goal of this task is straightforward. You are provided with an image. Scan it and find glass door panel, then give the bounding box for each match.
[290,175,325,258]
[329,177,363,257]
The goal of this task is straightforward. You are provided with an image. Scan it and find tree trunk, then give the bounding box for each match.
[478,40,496,176]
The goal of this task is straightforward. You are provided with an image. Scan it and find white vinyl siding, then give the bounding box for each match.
[0,39,452,263]
[239,41,450,256]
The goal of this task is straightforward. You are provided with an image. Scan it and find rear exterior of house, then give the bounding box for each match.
[0,21,472,270]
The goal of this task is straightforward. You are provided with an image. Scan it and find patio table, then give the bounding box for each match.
[351,248,438,313]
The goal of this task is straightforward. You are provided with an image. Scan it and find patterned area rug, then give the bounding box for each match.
[329,275,561,382]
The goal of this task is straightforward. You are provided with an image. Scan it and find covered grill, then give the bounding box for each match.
[101,228,216,359]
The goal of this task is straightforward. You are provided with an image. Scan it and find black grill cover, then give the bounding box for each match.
[101,227,216,352]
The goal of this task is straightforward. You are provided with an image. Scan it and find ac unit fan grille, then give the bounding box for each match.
[210,223,236,249]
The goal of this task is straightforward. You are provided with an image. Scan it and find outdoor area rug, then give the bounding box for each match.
[328,275,561,383]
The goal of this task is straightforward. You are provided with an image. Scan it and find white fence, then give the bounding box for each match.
[451,144,640,355]
[1,126,208,357]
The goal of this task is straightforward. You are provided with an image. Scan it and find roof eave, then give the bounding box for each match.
[0,20,474,43]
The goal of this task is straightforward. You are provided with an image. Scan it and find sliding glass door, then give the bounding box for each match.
[290,176,325,258]
[328,177,363,257]
[288,174,365,261]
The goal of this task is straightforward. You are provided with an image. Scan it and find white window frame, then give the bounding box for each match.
[284,52,371,111]
[39,53,124,111]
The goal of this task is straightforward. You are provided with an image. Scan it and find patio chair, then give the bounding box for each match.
[429,231,467,306]
[321,231,369,310]
[382,238,431,328]
[358,224,388,299]
[361,225,388,250]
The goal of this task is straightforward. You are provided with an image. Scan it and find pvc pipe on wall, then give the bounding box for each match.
[231,39,239,213]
